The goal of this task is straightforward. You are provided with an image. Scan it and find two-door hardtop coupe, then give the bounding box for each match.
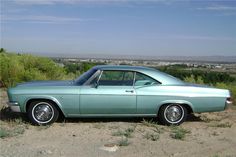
[7,65,232,125]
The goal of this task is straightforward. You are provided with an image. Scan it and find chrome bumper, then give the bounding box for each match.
[225,100,233,110]
[7,101,21,112]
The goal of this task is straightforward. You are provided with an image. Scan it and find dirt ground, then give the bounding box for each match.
[0,89,236,157]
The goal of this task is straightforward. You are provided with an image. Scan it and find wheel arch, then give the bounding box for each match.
[25,97,66,117]
[157,100,194,114]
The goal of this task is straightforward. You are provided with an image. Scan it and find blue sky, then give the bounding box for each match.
[1,0,236,57]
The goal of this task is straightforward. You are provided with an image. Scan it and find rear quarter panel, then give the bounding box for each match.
[135,85,229,114]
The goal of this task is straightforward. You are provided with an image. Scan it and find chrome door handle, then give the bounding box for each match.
[125,90,134,93]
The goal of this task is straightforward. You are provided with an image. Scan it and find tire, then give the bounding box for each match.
[158,104,187,125]
[27,101,59,125]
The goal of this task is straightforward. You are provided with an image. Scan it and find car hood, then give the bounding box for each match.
[16,80,75,87]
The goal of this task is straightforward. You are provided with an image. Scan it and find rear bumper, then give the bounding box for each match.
[225,98,233,110]
[7,101,21,112]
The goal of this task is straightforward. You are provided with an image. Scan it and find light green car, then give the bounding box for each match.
[7,65,232,125]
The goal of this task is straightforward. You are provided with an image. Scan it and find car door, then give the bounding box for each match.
[80,70,136,114]
[134,72,161,114]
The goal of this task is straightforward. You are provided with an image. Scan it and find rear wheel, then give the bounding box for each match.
[158,104,187,125]
[27,101,59,125]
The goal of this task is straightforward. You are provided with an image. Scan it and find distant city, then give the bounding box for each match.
[53,57,236,74]
[18,51,236,73]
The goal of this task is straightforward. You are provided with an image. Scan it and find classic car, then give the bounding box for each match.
[7,65,232,125]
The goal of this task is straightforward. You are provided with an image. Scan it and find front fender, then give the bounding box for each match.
[23,95,66,116]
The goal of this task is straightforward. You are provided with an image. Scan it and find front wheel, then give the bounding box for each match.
[158,104,187,125]
[28,101,59,125]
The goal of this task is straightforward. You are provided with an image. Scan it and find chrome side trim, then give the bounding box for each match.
[67,113,156,117]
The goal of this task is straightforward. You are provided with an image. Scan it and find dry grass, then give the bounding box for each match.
[208,122,232,128]
[170,126,191,140]
[0,118,28,139]
[112,126,136,138]
[141,118,165,134]
[117,137,130,146]
[143,132,160,141]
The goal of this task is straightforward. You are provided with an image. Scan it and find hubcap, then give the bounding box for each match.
[32,102,54,123]
[164,105,184,123]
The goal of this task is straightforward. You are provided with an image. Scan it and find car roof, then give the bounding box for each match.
[93,65,184,85]
[93,65,156,72]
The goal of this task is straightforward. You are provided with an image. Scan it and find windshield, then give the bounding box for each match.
[75,68,97,85]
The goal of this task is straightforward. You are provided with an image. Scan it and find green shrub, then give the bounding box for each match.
[184,74,204,84]
[0,128,10,138]
[159,67,235,84]
[0,52,69,87]
[117,137,130,146]
[143,132,159,141]
[170,126,190,140]
[112,127,135,138]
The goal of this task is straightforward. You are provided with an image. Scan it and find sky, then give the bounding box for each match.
[1,0,236,57]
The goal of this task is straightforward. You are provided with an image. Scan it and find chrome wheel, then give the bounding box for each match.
[32,102,54,124]
[164,104,184,124]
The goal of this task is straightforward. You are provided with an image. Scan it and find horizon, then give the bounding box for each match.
[1,0,236,57]
[5,50,236,63]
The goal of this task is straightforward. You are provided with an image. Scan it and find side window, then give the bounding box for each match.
[135,72,159,86]
[98,71,134,86]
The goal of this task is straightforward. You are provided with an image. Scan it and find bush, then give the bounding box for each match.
[0,52,68,87]
[170,126,190,140]
[184,74,204,84]
[158,67,235,84]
